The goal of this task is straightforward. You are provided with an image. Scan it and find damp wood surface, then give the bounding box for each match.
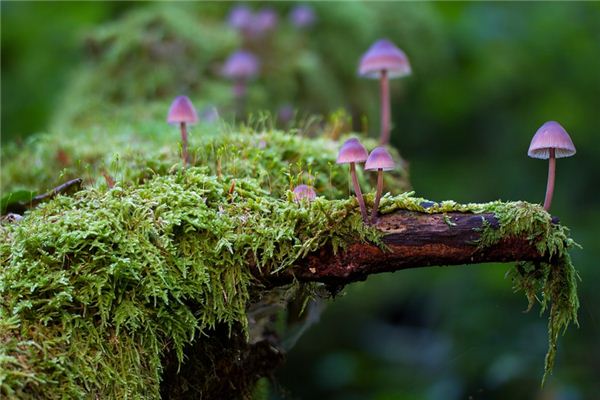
[276,210,554,285]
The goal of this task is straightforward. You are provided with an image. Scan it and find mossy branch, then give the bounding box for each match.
[0,144,578,397]
[270,210,559,286]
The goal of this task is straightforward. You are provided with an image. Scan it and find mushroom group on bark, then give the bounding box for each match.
[359,39,411,146]
[167,95,199,166]
[336,138,369,222]
[528,121,576,211]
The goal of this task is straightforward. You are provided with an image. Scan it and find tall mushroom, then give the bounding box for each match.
[167,96,199,166]
[527,121,576,211]
[337,138,369,222]
[359,39,411,146]
[364,147,395,223]
[221,50,260,118]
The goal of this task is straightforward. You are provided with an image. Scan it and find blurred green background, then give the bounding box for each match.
[2,2,599,399]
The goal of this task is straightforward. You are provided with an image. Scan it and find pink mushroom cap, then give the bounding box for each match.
[359,39,411,79]
[528,121,576,159]
[227,5,253,31]
[222,50,260,80]
[364,147,395,171]
[290,4,316,28]
[253,8,278,34]
[336,138,369,164]
[293,184,317,202]
[167,96,199,125]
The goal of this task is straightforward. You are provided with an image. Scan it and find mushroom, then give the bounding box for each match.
[359,39,411,146]
[364,147,395,223]
[293,184,317,203]
[289,4,316,29]
[253,8,278,37]
[337,138,369,222]
[227,5,253,32]
[167,96,199,166]
[222,50,260,117]
[527,121,576,211]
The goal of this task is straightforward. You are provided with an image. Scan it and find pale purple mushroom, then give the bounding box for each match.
[364,147,395,223]
[528,121,576,211]
[227,5,253,32]
[293,184,317,203]
[253,8,278,36]
[289,4,316,29]
[359,39,411,146]
[337,138,369,222]
[222,50,260,80]
[277,104,295,127]
[222,50,260,116]
[167,96,199,166]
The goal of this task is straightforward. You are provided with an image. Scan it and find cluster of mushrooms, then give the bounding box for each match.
[223,4,316,117]
[167,35,576,224]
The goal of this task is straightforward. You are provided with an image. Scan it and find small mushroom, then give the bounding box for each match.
[167,96,199,166]
[359,39,411,146]
[293,184,317,203]
[222,50,260,117]
[289,4,316,29]
[364,147,395,223]
[227,5,253,32]
[253,8,278,37]
[527,121,576,211]
[336,138,369,222]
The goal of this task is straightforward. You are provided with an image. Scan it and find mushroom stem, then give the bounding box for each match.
[379,70,391,145]
[180,122,189,166]
[350,163,368,222]
[543,148,556,211]
[234,79,247,120]
[371,168,384,223]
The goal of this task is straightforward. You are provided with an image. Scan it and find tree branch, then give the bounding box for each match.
[269,210,557,286]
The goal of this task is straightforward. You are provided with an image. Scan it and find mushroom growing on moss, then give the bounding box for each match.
[528,121,576,211]
[337,138,369,222]
[293,184,317,203]
[167,95,199,166]
[359,39,411,146]
[364,147,395,223]
[222,50,260,118]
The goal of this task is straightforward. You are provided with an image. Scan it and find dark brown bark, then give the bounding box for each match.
[4,178,83,215]
[268,210,554,286]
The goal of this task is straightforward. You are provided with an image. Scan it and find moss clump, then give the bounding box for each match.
[1,183,578,397]
[379,193,580,383]
[1,125,410,201]
[0,166,380,398]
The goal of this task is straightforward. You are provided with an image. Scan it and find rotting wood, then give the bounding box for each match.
[268,210,554,286]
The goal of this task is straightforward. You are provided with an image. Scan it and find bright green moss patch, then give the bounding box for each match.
[0,168,379,398]
[1,126,410,200]
[1,181,579,397]
[1,130,578,397]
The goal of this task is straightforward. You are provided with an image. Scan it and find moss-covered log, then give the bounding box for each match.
[0,168,579,398]
[272,210,560,286]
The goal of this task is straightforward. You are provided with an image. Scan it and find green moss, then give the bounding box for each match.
[379,193,580,383]
[1,125,410,200]
[1,131,578,396]
[0,164,379,398]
